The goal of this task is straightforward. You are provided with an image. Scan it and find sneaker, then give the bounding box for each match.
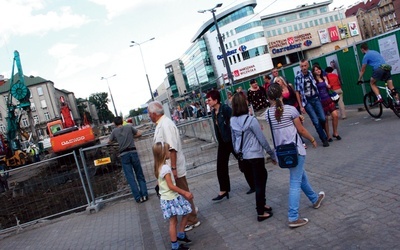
[184,221,201,232]
[141,196,148,203]
[184,225,193,232]
[372,98,383,106]
[177,234,192,244]
[136,197,142,203]
[172,244,190,250]
[288,218,309,228]
[322,140,330,147]
[313,191,325,209]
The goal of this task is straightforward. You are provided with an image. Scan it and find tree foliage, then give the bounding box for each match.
[89,92,114,123]
[128,107,147,118]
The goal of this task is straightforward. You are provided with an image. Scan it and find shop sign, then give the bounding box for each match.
[217,45,247,60]
[318,29,330,44]
[231,65,256,77]
[328,26,339,41]
[348,22,359,36]
[272,43,301,54]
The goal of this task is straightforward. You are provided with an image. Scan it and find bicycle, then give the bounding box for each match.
[357,80,400,118]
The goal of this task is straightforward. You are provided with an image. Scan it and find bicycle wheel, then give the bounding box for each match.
[389,99,400,118]
[364,92,382,118]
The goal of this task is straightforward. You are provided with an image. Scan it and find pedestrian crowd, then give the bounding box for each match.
[108,53,399,249]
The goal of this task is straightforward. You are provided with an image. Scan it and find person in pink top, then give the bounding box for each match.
[325,66,346,119]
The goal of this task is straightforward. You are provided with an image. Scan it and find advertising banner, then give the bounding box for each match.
[348,22,359,36]
[318,29,330,44]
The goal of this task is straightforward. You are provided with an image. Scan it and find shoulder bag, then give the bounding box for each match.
[236,116,250,172]
[267,109,298,168]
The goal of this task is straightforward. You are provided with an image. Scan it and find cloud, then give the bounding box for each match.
[0,0,89,43]
[48,43,109,78]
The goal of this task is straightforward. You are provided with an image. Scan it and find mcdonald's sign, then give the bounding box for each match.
[328,26,339,42]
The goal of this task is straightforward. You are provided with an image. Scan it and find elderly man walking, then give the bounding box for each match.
[148,101,201,232]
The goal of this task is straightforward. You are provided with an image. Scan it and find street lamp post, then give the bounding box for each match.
[100,74,118,117]
[130,38,155,101]
[198,3,235,86]
[334,6,349,46]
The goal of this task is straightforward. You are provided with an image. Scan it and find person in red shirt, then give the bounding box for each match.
[325,66,346,119]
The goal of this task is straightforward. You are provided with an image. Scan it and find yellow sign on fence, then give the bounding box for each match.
[94,157,111,166]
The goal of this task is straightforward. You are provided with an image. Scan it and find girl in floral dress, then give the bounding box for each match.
[153,142,193,250]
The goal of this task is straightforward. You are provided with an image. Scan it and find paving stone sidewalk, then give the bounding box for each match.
[1,106,399,250]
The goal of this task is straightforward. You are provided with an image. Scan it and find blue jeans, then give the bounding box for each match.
[288,155,318,222]
[304,96,327,142]
[120,151,148,201]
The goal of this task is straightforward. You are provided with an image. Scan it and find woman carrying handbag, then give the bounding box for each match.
[230,93,277,222]
[266,84,325,228]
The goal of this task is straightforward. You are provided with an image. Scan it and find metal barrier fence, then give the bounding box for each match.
[0,151,90,233]
[0,117,222,233]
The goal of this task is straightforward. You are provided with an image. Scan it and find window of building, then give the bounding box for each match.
[314,20,318,26]
[37,87,43,96]
[225,44,228,50]
[288,26,293,32]
[31,103,36,111]
[262,19,276,27]
[229,42,232,48]
[320,7,328,13]
[41,99,47,109]
[334,14,339,21]
[33,115,39,125]
[293,25,298,31]
[242,51,250,60]
[22,118,29,127]
[298,23,303,29]
[165,65,173,74]
[305,22,309,28]
[0,124,5,133]
[233,55,237,64]
[228,57,232,65]
[283,27,288,33]
[277,28,282,35]
[323,17,327,24]
[233,40,237,46]
[237,54,241,62]
[272,30,277,36]
[225,32,229,38]
[238,31,264,43]
[230,30,234,36]
[44,112,50,121]
[309,21,314,27]
[329,16,334,22]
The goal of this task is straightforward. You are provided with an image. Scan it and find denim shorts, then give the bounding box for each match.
[372,67,392,82]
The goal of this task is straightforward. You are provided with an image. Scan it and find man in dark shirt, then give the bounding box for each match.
[108,116,148,203]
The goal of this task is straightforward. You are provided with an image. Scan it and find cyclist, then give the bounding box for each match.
[358,43,399,105]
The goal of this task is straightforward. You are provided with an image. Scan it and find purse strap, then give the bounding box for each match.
[239,116,250,153]
[267,108,297,148]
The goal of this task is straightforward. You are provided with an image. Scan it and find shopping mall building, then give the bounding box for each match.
[157,0,361,105]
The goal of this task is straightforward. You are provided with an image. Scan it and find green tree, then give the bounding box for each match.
[128,107,147,117]
[89,92,114,123]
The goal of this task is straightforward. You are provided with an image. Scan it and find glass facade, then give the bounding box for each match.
[210,6,255,32]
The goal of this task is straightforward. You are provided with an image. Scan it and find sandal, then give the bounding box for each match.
[257,212,273,222]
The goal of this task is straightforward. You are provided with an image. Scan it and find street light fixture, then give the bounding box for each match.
[100,74,118,117]
[334,5,349,46]
[198,3,235,86]
[130,37,155,101]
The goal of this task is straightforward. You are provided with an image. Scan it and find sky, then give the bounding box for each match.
[0,0,361,117]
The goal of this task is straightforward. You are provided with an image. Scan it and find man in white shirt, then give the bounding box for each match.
[148,101,201,232]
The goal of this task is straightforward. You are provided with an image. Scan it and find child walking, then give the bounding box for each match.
[153,142,194,250]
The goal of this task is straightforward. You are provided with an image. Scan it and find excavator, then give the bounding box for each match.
[0,51,32,167]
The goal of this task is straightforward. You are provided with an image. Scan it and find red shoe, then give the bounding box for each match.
[372,99,383,106]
